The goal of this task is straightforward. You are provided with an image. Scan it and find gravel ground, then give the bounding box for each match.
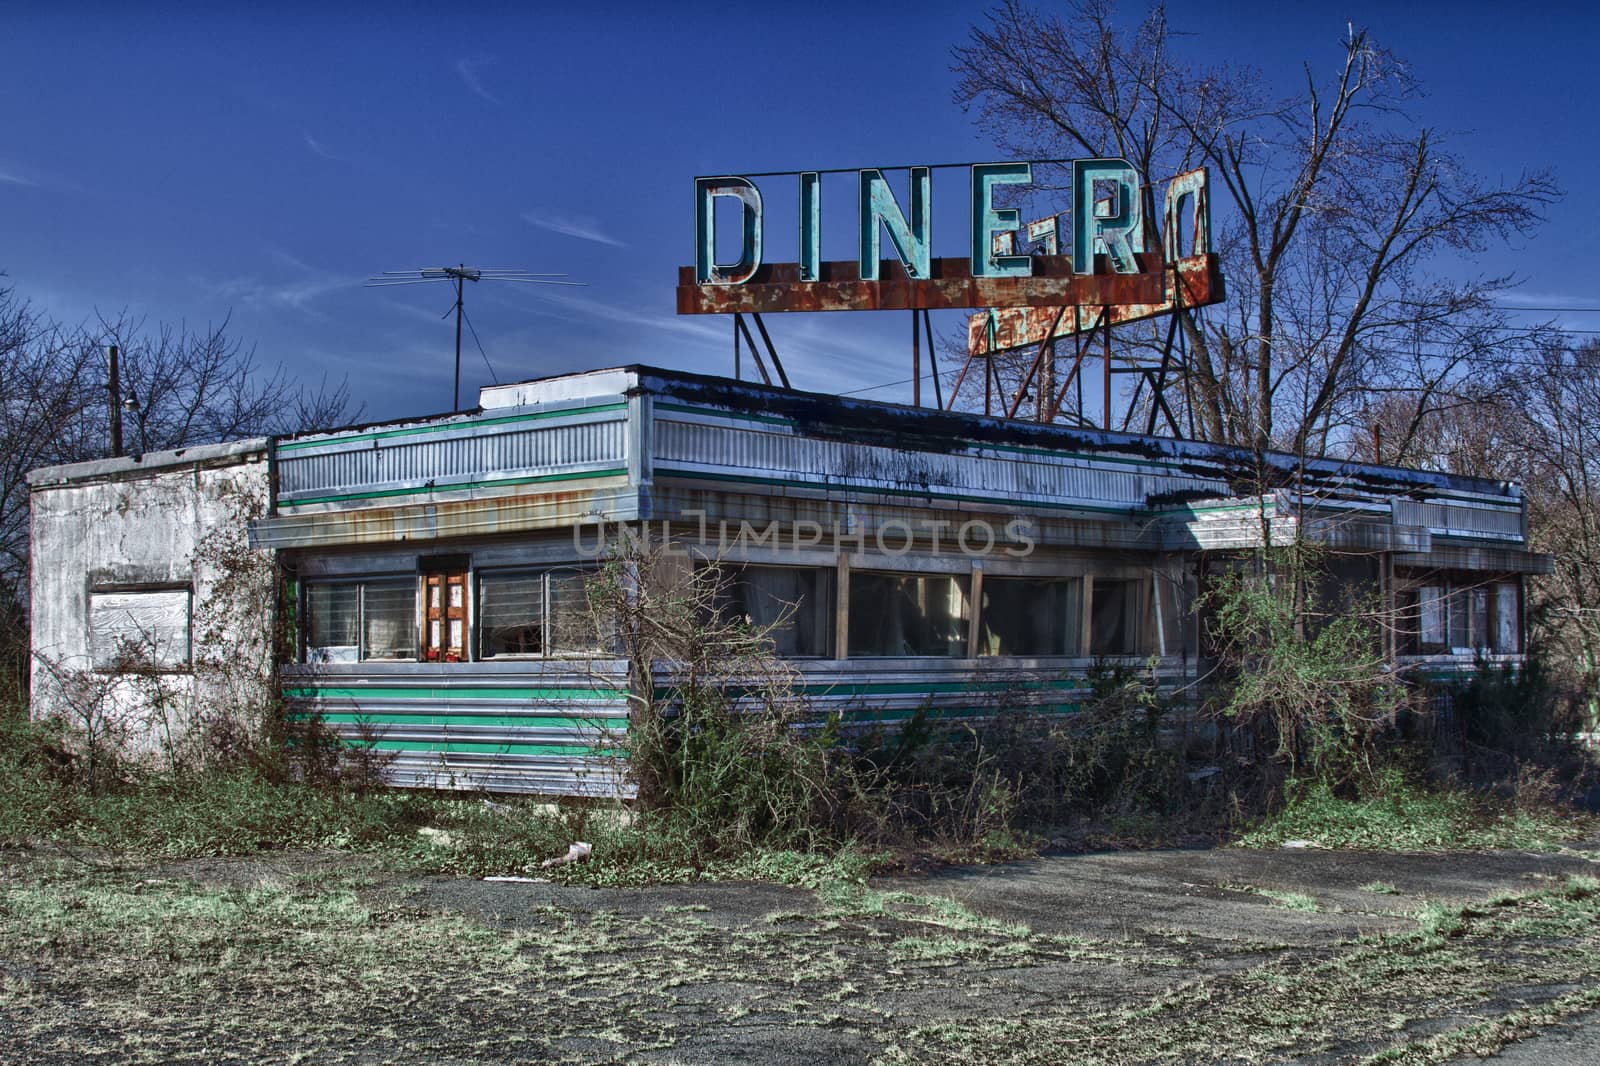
[1,840,1598,1063]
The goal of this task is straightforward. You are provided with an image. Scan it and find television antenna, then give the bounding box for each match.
[365,264,583,411]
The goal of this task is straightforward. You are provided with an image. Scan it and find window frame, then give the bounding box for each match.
[977,574,1084,658]
[87,584,194,673]
[474,565,604,661]
[846,569,973,659]
[705,562,837,659]
[302,575,418,663]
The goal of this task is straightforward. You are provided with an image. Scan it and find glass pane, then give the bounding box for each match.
[1494,583,1519,654]
[848,572,969,657]
[1447,588,1470,650]
[306,583,358,659]
[1471,588,1490,651]
[362,581,415,660]
[548,570,602,653]
[479,571,544,657]
[979,577,1081,656]
[1089,578,1146,656]
[1418,586,1444,646]
[719,566,835,657]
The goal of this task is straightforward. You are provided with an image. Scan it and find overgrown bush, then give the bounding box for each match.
[1199,545,1411,793]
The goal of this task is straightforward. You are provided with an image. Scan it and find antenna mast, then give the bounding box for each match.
[366,264,582,411]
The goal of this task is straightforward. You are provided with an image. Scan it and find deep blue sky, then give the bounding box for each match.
[2,2,1595,422]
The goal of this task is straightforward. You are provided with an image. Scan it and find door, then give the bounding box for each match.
[422,569,468,662]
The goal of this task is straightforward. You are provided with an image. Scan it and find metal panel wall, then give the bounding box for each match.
[651,406,1231,517]
[282,660,633,797]
[275,401,629,509]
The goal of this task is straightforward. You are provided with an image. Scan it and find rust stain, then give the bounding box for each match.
[676,254,1175,314]
[965,254,1225,354]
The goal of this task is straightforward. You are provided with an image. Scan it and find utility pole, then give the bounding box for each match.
[106,345,123,458]
[452,268,466,412]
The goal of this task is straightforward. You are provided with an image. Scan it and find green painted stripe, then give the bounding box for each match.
[364,739,618,757]
[287,712,624,730]
[793,679,1086,697]
[284,686,623,701]
[835,703,1081,724]
[653,466,1137,516]
[277,402,627,452]
[1149,501,1275,518]
[278,466,627,508]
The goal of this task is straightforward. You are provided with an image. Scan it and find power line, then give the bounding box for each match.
[460,304,498,384]
[366,264,581,411]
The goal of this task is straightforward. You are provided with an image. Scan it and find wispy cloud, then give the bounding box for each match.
[516,287,724,342]
[0,165,38,187]
[201,248,355,318]
[455,57,501,104]
[302,132,343,162]
[522,210,628,249]
[1496,291,1600,309]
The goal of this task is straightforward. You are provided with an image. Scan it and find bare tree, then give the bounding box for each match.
[1493,340,1600,723]
[0,278,363,706]
[953,0,1559,455]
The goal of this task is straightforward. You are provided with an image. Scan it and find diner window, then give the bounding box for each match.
[305,578,415,662]
[1401,577,1522,656]
[1418,585,1445,648]
[1089,578,1149,656]
[713,565,835,657]
[1493,582,1520,654]
[848,571,970,657]
[478,568,602,658]
[979,576,1082,656]
[478,571,544,656]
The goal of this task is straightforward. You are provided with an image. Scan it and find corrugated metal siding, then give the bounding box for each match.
[1392,499,1523,542]
[651,410,1230,515]
[282,661,633,797]
[276,404,628,507]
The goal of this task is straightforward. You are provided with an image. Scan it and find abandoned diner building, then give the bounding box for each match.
[25,160,1552,797]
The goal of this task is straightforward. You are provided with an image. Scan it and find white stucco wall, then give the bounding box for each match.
[27,440,272,764]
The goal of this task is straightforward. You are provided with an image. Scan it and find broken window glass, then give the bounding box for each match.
[1089,578,1148,656]
[848,572,969,657]
[978,576,1081,656]
[713,565,835,657]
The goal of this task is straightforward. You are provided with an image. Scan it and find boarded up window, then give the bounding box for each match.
[89,589,191,669]
[848,572,969,657]
[979,577,1081,656]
